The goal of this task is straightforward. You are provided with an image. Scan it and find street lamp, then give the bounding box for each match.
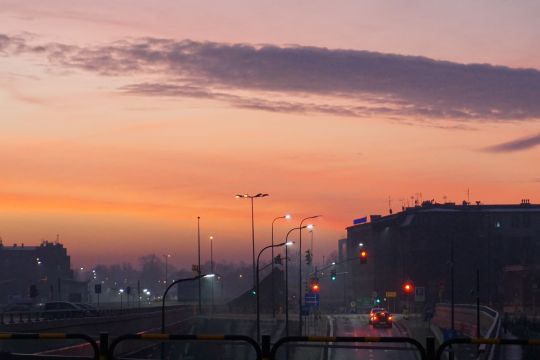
[197,216,202,314]
[119,289,124,311]
[271,214,291,318]
[163,254,171,286]
[161,274,216,334]
[256,240,293,342]
[236,193,269,292]
[209,235,215,313]
[298,215,321,335]
[284,225,307,337]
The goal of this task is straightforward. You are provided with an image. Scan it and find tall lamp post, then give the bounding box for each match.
[284,225,308,337]
[256,241,293,342]
[298,215,321,335]
[209,235,215,313]
[236,193,269,291]
[163,254,171,287]
[271,214,291,318]
[197,216,202,314]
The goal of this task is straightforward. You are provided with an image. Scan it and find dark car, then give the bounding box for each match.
[76,303,99,316]
[368,307,386,325]
[42,301,86,319]
[370,310,393,327]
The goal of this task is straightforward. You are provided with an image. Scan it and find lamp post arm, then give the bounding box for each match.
[162,274,205,334]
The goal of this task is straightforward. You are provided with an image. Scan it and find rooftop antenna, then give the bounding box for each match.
[467,188,470,204]
[55,234,60,244]
[388,196,393,214]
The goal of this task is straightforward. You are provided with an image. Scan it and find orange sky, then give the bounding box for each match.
[1,1,539,269]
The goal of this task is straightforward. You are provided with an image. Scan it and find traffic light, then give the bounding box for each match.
[331,269,337,281]
[274,254,282,265]
[360,250,368,264]
[250,288,257,296]
[375,298,381,304]
[310,280,320,293]
[403,281,413,294]
[305,249,312,266]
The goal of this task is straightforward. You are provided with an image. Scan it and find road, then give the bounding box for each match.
[329,314,419,360]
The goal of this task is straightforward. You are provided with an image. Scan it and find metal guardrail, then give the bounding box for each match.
[269,336,428,360]
[109,333,262,360]
[436,337,540,360]
[0,333,99,360]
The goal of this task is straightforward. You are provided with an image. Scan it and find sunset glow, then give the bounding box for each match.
[1,1,539,269]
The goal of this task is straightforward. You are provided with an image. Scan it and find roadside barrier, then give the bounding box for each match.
[270,335,427,360]
[109,334,262,360]
[0,333,99,360]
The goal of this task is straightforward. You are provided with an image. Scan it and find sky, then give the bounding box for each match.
[1,0,539,269]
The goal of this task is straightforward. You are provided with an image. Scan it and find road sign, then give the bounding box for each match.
[305,293,320,307]
[415,286,425,302]
[385,291,397,298]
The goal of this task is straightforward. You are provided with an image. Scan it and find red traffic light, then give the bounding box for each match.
[360,250,368,264]
[403,282,413,293]
[310,282,320,293]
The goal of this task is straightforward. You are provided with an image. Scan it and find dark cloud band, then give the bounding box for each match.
[2,33,540,122]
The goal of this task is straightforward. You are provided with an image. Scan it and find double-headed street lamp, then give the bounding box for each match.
[298,215,321,335]
[256,240,293,342]
[271,214,291,318]
[236,193,269,290]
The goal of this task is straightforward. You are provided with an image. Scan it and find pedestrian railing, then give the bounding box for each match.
[2,332,540,360]
[0,333,99,360]
[270,335,428,360]
[109,333,262,360]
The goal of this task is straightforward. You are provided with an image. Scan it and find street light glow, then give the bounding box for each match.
[285,241,294,246]
[306,224,314,230]
[204,274,216,278]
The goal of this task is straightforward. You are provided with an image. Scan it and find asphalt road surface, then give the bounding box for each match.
[330,315,419,360]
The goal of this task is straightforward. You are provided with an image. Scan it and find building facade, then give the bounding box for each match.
[343,200,540,312]
[0,240,76,303]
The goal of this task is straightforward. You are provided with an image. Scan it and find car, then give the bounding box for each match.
[370,310,393,328]
[368,307,386,325]
[76,303,99,316]
[42,301,86,319]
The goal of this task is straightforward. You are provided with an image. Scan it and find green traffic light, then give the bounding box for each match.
[331,276,336,281]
